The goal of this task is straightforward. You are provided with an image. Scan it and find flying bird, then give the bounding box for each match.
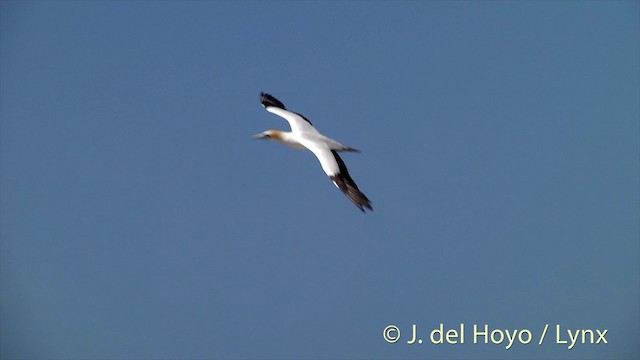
[253,92,372,212]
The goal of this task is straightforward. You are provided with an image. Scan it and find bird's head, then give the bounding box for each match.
[251,130,283,141]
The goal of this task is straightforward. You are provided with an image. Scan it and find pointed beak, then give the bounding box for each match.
[252,133,267,139]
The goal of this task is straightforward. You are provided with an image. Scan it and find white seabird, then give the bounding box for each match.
[253,92,372,212]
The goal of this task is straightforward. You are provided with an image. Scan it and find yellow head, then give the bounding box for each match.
[251,130,284,141]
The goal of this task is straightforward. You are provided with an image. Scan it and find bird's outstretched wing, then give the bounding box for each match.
[300,139,372,212]
[260,92,319,134]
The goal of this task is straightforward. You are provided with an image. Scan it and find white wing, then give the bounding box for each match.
[261,92,319,135]
[265,107,319,135]
[301,138,372,211]
[298,139,339,176]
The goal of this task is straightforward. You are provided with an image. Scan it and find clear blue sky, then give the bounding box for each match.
[1,1,638,359]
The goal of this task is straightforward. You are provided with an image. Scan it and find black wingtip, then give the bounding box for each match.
[331,174,373,212]
[330,151,372,213]
[260,92,286,110]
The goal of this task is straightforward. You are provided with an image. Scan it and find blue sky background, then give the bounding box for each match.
[1,1,638,359]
